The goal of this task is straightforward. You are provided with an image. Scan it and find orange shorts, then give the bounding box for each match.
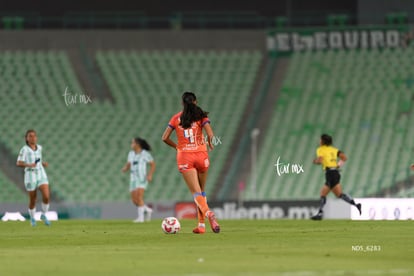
[176,151,209,173]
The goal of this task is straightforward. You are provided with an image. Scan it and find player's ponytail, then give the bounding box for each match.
[25,129,36,145]
[180,92,208,129]
[135,137,151,151]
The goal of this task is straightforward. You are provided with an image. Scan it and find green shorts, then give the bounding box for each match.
[129,179,148,192]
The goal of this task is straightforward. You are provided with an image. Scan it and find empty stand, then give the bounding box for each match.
[0,50,262,202]
[250,46,414,200]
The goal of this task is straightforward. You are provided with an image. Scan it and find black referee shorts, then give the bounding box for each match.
[325,169,341,188]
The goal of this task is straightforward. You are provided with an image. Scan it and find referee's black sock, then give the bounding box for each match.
[339,193,355,206]
[318,196,326,213]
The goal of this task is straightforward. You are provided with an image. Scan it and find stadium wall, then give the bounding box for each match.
[0,202,176,219]
[1,0,356,18]
[0,30,266,51]
[0,199,344,219]
[6,198,414,220]
[358,0,414,25]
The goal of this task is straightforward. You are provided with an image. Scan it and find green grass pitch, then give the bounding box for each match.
[0,219,413,276]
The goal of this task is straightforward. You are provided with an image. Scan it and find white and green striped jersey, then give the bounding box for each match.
[17,144,49,190]
[127,150,153,183]
[17,144,45,172]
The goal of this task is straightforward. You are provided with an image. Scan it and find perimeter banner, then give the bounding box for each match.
[267,25,410,52]
[351,198,414,220]
[175,200,319,220]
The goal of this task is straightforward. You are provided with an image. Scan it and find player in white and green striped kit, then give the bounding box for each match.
[16,129,51,227]
[122,137,156,223]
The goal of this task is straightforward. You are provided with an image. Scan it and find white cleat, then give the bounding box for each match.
[133,218,144,223]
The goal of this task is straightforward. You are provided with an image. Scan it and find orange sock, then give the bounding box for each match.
[194,194,209,218]
[197,207,205,224]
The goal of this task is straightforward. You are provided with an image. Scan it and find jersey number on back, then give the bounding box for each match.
[184,129,195,143]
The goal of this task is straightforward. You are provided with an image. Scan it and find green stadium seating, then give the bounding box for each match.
[95,50,262,202]
[0,173,26,203]
[249,46,414,200]
[3,46,411,202]
[0,50,262,203]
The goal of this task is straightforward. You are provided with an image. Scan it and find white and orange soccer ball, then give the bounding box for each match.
[161,217,181,234]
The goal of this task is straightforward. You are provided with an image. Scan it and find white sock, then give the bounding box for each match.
[137,206,144,220]
[144,204,152,212]
[41,203,49,214]
[28,208,36,219]
[198,223,205,228]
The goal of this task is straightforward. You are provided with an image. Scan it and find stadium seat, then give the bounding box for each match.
[0,173,26,203]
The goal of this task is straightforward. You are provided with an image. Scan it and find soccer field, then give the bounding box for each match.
[0,220,413,276]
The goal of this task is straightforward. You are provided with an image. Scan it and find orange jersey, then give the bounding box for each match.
[168,111,210,152]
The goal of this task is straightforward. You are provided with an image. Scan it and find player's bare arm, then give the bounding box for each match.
[162,127,177,149]
[147,161,156,182]
[338,152,347,162]
[338,152,347,167]
[203,123,214,151]
[313,156,323,164]
[121,162,131,173]
[16,161,36,168]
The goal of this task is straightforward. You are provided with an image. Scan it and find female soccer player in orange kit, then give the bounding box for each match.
[162,92,220,234]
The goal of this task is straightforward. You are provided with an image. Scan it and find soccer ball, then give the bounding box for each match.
[161,217,181,234]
